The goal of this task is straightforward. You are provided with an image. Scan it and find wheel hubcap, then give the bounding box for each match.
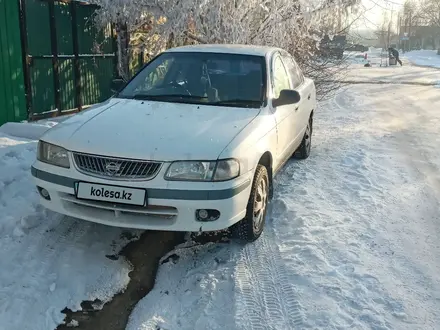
[253,178,268,232]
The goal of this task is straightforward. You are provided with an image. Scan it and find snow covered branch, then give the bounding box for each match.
[90,0,361,98]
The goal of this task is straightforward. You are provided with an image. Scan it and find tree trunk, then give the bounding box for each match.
[116,22,130,80]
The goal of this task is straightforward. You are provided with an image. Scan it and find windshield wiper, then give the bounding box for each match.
[212,99,261,107]
[132,94,204,101]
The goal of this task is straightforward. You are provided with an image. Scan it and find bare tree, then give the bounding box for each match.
[415,0,440,27]
[90,0,361,100]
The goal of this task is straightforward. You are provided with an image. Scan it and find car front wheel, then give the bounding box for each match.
[232,165,269,242]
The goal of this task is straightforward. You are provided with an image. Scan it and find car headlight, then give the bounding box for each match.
[165,159,240,181]
[37,141,70,168]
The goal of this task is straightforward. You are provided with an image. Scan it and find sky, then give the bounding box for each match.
[355,0,408,32]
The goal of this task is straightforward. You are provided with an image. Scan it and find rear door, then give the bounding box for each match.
[281,54,312,137]
[292,57,315,130]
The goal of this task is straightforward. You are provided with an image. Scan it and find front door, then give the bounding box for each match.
[270,53,300,169]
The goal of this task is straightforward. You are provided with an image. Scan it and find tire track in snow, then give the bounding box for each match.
[231,94,359,330]
[234,226,303,330]
[266,85,436,328]
[233,88,377,330]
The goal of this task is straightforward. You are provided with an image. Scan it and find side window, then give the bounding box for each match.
[282,55,302,88]
[272,56,291,98]
[292,57,305,85]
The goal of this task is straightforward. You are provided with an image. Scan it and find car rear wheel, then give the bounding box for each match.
[295,117,313,159]
[232,165,269,242]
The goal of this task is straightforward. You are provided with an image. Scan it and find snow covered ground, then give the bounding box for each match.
[128,66,440,328]
[344,63,440,86]
[404,50,440,69]
[1,50,440,330]
[0,132,140,330]
[342,49,440,88]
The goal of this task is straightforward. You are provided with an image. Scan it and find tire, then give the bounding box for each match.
[232,165,269,242]
[295,117,313,159]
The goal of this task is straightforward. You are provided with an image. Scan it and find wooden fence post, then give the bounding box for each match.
[48,0,61,115]
[17,0,33,120]
[70,1,82,112]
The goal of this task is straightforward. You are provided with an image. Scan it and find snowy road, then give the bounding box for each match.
[1,56,440,330]
[128,65,440,330]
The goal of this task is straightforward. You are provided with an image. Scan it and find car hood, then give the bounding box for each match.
[41,98,260,161]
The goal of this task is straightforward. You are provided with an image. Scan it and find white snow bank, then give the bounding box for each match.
[0,112,75,140]
[345,48,386,68]
[344,52,369,65]
[0,133,139,330]
[127,82,440,330]
[0,122,52,140]
[127,241,239,330]
[404,50,440,68]
[368,47,383,55]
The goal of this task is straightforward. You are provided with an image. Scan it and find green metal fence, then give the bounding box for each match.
[22,0,117,119]
[0,0,117,125]
[0,0,27,125]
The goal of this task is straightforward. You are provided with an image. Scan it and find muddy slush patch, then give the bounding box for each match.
[56,230,184,330]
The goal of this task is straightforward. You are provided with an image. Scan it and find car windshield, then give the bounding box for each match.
[117,52,266,108]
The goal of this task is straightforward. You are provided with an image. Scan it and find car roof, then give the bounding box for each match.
[165,44,282,57]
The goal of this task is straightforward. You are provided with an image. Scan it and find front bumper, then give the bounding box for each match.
[31,160,252,232]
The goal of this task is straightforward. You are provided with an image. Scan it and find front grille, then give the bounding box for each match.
[73,153,162,180]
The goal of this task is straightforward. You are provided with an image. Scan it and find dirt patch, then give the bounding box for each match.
[56,230,184,330]
[189,229,231,245]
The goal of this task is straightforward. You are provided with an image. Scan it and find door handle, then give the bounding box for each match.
[308,94,311,100]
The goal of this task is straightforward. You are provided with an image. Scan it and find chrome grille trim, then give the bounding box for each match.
[72,152,162,180]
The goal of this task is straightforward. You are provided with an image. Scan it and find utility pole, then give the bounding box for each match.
[408,11,412,51]
[404,17,408,52]
[387,10,393,49]
[398,16,402,49]
[387,22,391,49]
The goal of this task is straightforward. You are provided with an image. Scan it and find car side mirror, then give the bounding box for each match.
[110,78,125,94]
[273,89,301,107]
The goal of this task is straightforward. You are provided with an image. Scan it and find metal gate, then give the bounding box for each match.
[0,0,27,125]
[19,0,117,120]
